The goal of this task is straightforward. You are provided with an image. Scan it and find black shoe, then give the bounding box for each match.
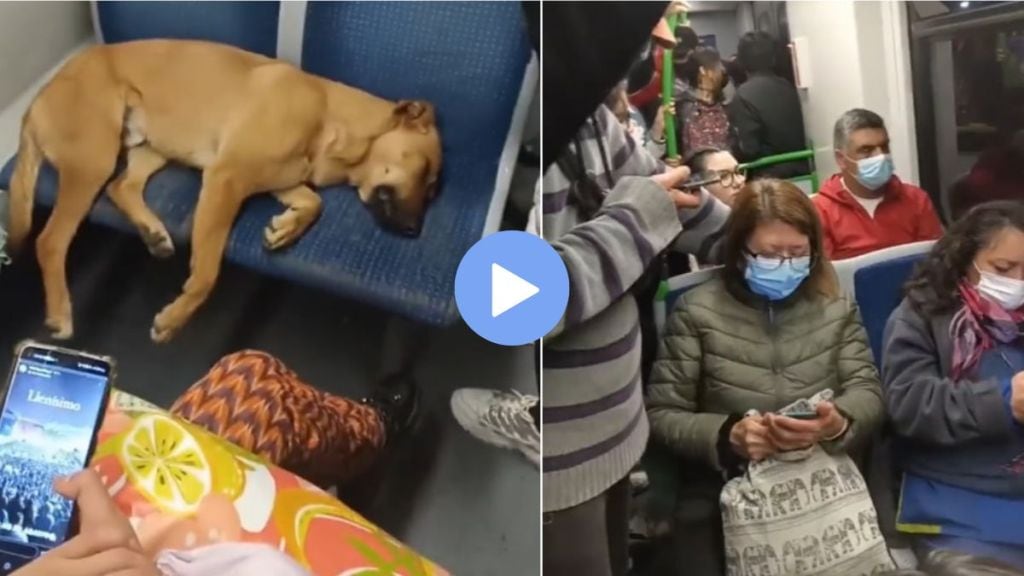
[361,372,419,441]
[518,139,539,167]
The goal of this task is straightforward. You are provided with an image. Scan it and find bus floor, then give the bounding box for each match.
[0,219,540,575]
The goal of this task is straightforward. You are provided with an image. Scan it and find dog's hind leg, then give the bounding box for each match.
[150,166,248,343]
[263,185,322,250]
[36,160,117,339]
[106,145,173,257]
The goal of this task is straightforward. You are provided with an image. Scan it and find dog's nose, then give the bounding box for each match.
[399,223,420,238]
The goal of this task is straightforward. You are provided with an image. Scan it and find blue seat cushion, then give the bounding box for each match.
[854,253,926,365]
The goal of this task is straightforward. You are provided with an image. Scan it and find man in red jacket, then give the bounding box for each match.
[813,108,943,260]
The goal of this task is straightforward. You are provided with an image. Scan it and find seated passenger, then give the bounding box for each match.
[646,179,884,575]
[951,130,1024,222]
[814,108,943,260]
[882,201,1024,569]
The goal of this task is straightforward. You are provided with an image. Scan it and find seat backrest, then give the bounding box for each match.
[854,251,930,365]
[832,240,936,299]
[92,1,535,234]
[654,267,721,334]
[93,2,281,57]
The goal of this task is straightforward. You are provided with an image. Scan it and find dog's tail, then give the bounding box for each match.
[7,120,43,256]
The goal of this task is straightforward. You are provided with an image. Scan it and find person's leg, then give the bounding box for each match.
[669,480,726,576]
[543,487,615,576]
[171,350,402,487]
[604,476,632,576]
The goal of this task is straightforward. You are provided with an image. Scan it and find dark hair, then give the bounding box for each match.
[879,549,1024,576]
[906,201,1024,314]
[678,46,723,89]
[724,55,748,87]
[676,25,699,52]
[737,31,777,74]
[687,146,724,174]
[722,179,838,299]
[833,108,887,151]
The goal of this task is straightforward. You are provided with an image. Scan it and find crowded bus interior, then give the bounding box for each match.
[540,1,1024,575]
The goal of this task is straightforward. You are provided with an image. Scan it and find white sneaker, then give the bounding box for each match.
[450,388,540,467]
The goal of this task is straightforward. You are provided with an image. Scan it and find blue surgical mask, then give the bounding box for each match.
[744,255,812,301]
[852,154,894,190]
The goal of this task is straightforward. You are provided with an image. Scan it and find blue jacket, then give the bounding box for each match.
[882,297,1024,544]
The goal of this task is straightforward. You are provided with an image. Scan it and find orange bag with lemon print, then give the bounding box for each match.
[90,390,448,576]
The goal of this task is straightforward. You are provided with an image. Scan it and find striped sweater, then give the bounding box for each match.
[542,105,730,512]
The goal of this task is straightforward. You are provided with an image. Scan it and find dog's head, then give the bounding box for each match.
[352,100,442,237]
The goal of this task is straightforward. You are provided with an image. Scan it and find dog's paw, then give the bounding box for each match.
[44,316,73,340]
[263,211,307,251]
[142,226,175,259]
[150,310,178,344]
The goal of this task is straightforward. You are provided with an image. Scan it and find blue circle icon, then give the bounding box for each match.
[455,231,569,346]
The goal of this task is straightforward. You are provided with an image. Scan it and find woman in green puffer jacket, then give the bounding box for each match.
[646,179,885,575]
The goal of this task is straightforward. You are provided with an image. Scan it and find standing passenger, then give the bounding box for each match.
[727,31,808,179]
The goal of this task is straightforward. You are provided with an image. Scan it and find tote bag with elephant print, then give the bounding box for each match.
[720,445,894,576]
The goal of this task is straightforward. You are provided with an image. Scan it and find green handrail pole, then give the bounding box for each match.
[737,149,815,171]
[662,12,681,163]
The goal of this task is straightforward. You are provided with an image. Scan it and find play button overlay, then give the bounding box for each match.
[491,263,539,317]
[455,231,569,346]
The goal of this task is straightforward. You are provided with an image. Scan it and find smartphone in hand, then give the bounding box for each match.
[0,341,113,574]
[680,171,722,191]
[784,411,818,420]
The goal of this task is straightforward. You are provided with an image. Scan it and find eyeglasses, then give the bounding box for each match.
[715,168,746,187]
[745,251,814,272]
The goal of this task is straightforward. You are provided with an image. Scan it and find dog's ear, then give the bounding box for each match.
[393,100,436,134]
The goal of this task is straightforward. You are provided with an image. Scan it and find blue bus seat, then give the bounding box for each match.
[853,252,929,366]
[0,1,535,326]
[654,267,721,335]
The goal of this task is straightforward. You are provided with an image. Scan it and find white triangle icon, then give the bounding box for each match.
[491,263,540,318]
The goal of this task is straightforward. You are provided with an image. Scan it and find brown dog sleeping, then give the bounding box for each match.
[5,39,442,343]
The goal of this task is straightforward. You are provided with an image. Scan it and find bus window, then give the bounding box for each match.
[911,2,1024,223]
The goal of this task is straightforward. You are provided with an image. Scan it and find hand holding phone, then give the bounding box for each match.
[11,470,153,576]
[764,413,818,451]
[651,166,701,209]
[0,342,113,574]
[768,401,847,449]
[680,171,722,191]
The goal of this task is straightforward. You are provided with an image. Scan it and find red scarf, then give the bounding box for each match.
[950,282,1024,379]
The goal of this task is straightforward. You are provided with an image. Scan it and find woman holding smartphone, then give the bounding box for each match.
[646,179,885,575]
[882,201,1024,568]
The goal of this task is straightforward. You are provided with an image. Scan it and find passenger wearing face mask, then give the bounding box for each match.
[883,201,1024,570]
[814,108,943,260]
[646,179,884,575]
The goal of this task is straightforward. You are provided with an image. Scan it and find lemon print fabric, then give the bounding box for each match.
[121,414,213,514]
[90,392,450,575]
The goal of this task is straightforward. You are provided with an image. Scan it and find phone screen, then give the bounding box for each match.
[0,345,110,571]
